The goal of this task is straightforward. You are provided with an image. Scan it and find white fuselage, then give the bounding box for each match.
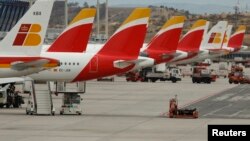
[29,44,103,82]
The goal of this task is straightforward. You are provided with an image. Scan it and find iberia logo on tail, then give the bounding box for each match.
[208,32,222,44]
[13,24,41,46]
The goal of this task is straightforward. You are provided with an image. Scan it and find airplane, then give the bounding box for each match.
[223,25,247,52]
[0,0,59,79]
[168,19,208,63]
[179,23,247,64]
[140,16,186,65]
[173,21,228,64]
[123,19,208,72]
[29,8,151,82]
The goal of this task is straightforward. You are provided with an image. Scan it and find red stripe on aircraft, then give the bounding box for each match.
[98,25,147,58]
[47,24,93,53]
[0,57,59,64]
[228,33,244,49]
[19,24,31,32]
[177,30,204,52]
[147,28,182,52]
[13,33,27,46]
[73,25,147,82]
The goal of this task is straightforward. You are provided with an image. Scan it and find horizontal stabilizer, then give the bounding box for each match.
[11,59,50,71]
[114,57,154,69]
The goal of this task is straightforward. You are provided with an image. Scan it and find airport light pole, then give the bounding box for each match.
[65,0,68,27]
[97,0,100,36]
[105,0,109,39]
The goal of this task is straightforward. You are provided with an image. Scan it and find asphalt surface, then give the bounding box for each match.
[0,77,248,141]
[185,84,250,119]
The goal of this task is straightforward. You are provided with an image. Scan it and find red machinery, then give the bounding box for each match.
[228,65,250,84]
[125,71,143,82]
[168,96,198,118]
[192,63,217,84]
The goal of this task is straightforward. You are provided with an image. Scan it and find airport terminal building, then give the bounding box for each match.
[0,0,29,31]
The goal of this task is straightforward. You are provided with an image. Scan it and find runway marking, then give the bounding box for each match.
[203,104,232,117]
[212,93,235,101]
[179,86,238,109]
[237,88,246,93]
[228,110,244,118]
[228,96,244,102]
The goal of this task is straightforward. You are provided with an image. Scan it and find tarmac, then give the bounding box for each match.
[0,77,249,141]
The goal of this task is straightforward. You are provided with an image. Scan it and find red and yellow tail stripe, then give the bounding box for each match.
[47,8,96,53]
[159,16,186,33]
[228,25,246,48]
[0,57,59,69]
[62,8,96,34]
[111,8,150,37]
[231,25,246,37]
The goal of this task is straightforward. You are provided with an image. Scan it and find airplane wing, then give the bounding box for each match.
[11,59,50,71]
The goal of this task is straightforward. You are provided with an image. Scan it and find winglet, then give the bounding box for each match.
[0,0,55,56]
[47,8,96,53]
[228,25,246,49]
[146,16,186,52]
[177,19,207,52]
[98,8,150,58]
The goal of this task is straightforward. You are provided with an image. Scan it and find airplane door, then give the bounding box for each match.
[89,56,98,73]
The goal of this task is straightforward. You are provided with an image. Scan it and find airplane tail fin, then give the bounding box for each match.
[146,16,186,52]
[47,8,96,53]
[98,8,150,58]
[0,0,54,56]
[202,21,228,50]
[222,25,233,47]
[228,25,246,49]
[177,19,207,52]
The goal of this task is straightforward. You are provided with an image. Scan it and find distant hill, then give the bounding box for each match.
[112,3,234,14]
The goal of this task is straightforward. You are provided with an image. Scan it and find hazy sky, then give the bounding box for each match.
[69,0,250,7]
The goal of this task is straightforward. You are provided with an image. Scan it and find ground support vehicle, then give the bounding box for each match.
[141,67,181,83]
[0,84,24,108]
[192,66,213,84]
[228,65,245,84]
[168,96,198,119]
[60,93,82,115]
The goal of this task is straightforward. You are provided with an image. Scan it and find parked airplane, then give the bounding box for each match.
[180,23,247,64]
[0,0,59,79]
[140,16,186,65]
[225,25,247,52]
[174,21,228,64]
[169,19,208,63]
[30,8,151,82]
